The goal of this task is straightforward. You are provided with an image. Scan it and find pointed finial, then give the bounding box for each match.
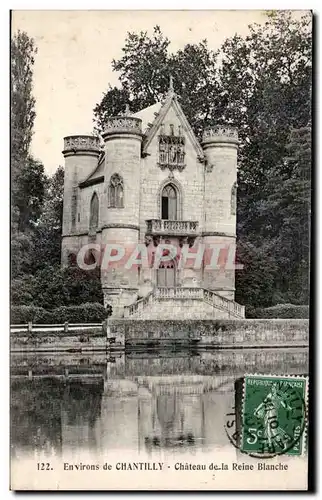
[169,74,174,92]
[125,103,130,115]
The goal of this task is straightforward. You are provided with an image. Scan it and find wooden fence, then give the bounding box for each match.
[10,322,102,333]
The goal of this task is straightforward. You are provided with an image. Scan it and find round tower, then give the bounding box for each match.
[202,126,239,300]
[101,114,143,316]
[61,135,100,264]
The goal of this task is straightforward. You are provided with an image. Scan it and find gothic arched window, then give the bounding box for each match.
[89,192,99,231]
[231,182,237,216]
[161,184,177,220]
[108,173,124,208]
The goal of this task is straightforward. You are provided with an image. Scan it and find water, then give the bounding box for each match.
[11,348,308,460]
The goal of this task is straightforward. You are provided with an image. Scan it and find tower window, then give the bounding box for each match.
[161,184,177,220]
[71,187,77,230]
[89,192,99,231]
[231,182,237,216]
[108,173,124,208]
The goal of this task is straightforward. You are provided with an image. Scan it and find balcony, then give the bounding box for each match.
[146,219,199,236]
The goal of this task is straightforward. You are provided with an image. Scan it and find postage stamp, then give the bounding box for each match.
[241,374,308,457]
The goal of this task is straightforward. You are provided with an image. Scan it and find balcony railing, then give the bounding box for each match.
[155,287,203,299]
[146,219,199,236]
[123,290,154,319]
[203,289,245,318]
[156,287,245,318]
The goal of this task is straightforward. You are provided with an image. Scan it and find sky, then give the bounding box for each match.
[12,10,305,174]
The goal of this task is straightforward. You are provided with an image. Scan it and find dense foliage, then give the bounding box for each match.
[11,32,105,319]
[11,302,111,324]
[11,31,47,232]
[11,13,311,320]
[250,304,309,319]
[11,266,104,309]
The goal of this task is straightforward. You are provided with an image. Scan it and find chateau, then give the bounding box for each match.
[61,81,245,319]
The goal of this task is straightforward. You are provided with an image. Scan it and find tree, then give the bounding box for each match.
[219,11,311,230]
[39,165,64,230]
[31,166,65,270]
[11,230,34,279]
[94,26,170,128]
[94,26,220,138]
[263,126,311,304]
[220,11,311,306]
[12,156,47,232]
[235,239,277,308]
[168,41,220,138]
[11,30,47,232]
[11,30,36,160]
[11,265,104,310]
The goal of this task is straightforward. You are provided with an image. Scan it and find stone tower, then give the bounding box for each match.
[201,126,239,300]
[61,135,100,264]
[60,90,245,319]
[100,114,143,316]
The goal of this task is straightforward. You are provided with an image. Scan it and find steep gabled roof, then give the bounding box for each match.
[80,84,204,189]
[132,102,162,134]
[134,88,204,158]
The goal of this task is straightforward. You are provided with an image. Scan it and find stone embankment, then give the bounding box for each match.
[10,319,309,352]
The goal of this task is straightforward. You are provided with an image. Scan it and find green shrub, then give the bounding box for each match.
[11,278,34,306]
[11,265,104,309]
[11,302,111,324]
[50,303,110,323]
[33,308,56,324]
[11,305,44,324]
[254,303,309,319]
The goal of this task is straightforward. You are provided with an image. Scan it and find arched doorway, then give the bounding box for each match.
[156,259,176,287]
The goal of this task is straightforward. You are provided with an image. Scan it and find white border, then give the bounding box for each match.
[2,3,320,499]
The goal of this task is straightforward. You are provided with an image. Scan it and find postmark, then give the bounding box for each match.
[225,375,308,458]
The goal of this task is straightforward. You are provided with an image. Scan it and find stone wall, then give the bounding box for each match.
[11,319,309,352]
[109,319,309,349]
[10,329,106,353]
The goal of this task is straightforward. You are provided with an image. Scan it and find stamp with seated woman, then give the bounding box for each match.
[241,374,308,457]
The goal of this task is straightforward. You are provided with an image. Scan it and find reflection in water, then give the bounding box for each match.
[11,379,63,457]
[11,349,308,458]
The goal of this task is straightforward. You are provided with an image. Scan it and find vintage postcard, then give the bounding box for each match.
[10,10,311,491]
